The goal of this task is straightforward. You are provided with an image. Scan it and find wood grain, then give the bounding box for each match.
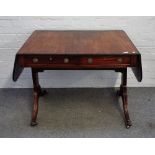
[13,30,142,82]
[18,30,139,55]
[13,30,141,127]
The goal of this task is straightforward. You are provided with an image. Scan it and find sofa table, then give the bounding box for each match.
[13,30,142,128]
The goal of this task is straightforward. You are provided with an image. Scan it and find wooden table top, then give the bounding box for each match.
[13,30,142,82]
[18,30,139,55]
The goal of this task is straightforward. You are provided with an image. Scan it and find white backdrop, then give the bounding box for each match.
[0,16,154,88]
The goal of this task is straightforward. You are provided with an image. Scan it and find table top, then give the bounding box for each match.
[18,30,139,55]
[13,30,142,82]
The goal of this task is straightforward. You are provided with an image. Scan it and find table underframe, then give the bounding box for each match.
[30,68,132,129]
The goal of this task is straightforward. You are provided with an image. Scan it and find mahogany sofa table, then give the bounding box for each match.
[13,30,142,128]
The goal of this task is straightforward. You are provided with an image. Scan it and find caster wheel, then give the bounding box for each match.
[31,121,38,126]
[125,120,132,129]
[126,125,131,129]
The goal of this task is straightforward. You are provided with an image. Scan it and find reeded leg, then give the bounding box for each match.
[31,91,39,126]
[118,69,132,129]
[121,85,132,128]
[30,69,47,126]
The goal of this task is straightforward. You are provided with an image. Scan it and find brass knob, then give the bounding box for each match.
[33,58,38,63]
[88,58,93,64]
[49,57,52,61]
[64,58,69,63]
[117,58,122,62]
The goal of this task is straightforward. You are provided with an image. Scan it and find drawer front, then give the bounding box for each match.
[24,55,79,64]
[80,56,130,65]
[24,55,131,67]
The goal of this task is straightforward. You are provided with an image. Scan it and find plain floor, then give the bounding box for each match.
[0,88,154,138]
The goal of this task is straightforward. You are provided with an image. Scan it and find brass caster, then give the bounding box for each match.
[31,121,38,126]
[126,125,131,129]
[125,120,132,129]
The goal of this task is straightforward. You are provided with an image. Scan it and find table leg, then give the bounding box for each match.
[31,69,47,126]
[119,69,132,129]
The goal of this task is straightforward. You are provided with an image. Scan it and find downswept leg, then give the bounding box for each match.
[119,69,132,129]
[31,69,47,126]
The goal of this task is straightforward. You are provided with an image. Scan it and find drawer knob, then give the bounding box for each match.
[64,58,69,63]
[117,58,122,62]
[88,58,93,64]
[33,58,39,63]
[49,57,52,61]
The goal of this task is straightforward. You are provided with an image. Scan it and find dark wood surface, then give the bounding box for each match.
[14,30,142,81]
[18,30,139,55]
[13,30,143,128]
